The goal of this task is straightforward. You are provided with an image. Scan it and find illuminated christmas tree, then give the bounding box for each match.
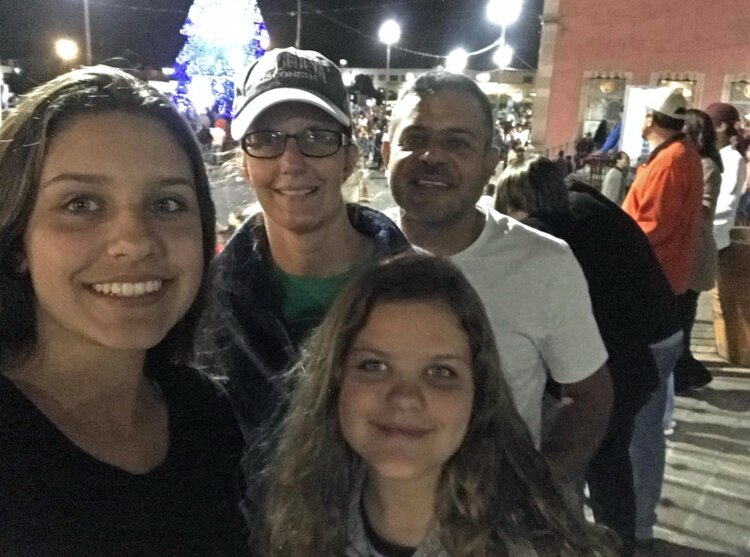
[173,0,269,119]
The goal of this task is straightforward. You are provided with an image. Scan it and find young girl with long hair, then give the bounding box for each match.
[263,254,618,556]
[0,66,247,555]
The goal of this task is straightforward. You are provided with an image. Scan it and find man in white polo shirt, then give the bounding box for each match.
[383,69,613,484]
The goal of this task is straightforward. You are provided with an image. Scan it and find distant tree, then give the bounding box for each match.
[172,0,269,118]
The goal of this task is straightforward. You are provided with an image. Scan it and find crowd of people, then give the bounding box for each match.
[352,103,389,170]
[0,45,746,557]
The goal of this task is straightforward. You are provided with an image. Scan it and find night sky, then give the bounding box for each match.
[0,0,542,85]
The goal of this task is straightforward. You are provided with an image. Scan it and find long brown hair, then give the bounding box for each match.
[263,253,618,556]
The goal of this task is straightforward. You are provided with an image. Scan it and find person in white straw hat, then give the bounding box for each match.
[622,87,703,551]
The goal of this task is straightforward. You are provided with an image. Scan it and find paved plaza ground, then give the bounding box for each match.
[652,294,750,556]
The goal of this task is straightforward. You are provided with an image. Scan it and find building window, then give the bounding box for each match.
[582,77,626,136]
[657,78,697,107]
[378,74,386,81]
[728,80,750,121]
[390,75,399,82]
[650,71,704,107]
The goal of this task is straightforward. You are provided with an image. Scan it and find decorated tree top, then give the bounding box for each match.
[173,0,268,118]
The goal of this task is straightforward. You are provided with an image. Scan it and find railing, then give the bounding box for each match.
[586,154,613,190]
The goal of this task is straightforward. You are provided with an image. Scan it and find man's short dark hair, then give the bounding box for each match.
[392,69,494,145]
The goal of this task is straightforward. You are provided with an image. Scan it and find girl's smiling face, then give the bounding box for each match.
[23,111,204,356]
[338,300,474,485]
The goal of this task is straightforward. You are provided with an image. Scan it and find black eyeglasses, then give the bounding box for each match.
[240,130,351,159]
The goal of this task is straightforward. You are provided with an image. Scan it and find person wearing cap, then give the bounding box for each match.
[706,103,746,256]
[621,87,703,551]
[703,101,747,357]
[622,88,703,299]
[195,47,408,446]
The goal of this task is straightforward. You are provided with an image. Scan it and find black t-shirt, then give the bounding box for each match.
[0,365,249,556]
[360,498,416,557]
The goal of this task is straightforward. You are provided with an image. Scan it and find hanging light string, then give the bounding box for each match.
[302,1,536,69]
[264,0,461,16]
[67,0,536,69]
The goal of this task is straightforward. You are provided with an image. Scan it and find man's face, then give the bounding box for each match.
[384,90,499,227]
[641,111,654,139]
[714,121,730,145]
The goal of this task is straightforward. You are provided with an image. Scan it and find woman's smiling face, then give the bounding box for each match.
[23,111,204,355]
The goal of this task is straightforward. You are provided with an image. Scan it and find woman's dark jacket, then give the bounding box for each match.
[195,203,409,439]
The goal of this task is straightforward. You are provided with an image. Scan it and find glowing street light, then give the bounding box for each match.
[493,43,514,68]
[55,38,80,62]
[378,20,401,98]
[487,0,522,70]
[487,0,522,111]
[445,48,468,74]
[378,20,401,47]
[486,0,523,27]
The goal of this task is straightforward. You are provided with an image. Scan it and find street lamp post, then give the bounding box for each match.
[378,20,401,100]
[83,0,92,65]
[295,0,302,49]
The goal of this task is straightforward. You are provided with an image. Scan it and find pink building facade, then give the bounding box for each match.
[531,0,750,151]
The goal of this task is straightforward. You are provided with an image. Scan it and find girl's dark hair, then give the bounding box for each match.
[684,108,724,173]
[264,253,618,556]
[0,66,216,370]
[614,151,629,165]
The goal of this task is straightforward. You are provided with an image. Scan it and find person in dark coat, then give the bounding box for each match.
[496,156,683,556]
